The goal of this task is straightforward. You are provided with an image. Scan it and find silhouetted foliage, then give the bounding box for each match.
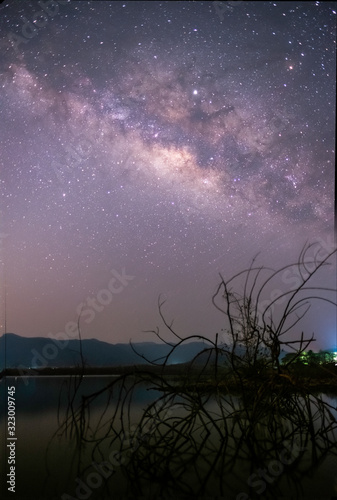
[52,243,337,498]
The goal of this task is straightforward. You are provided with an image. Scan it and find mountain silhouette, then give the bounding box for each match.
[0,333,208,369]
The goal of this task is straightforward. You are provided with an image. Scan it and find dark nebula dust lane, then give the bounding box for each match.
[0,1,335,348]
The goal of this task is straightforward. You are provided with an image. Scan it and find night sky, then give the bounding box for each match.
[0,1,336,350]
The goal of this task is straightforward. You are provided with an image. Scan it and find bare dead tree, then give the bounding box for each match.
[51,243,337,498]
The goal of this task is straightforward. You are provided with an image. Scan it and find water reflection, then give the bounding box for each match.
[1,375,336,499]
[54,373,337,499]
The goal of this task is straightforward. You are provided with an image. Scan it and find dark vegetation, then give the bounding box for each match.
[1,353,337,392]
[51,243,337,498]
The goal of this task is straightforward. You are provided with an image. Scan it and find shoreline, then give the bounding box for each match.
[1,366,337,394]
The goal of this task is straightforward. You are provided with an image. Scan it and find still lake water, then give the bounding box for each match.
[1,375,337,500]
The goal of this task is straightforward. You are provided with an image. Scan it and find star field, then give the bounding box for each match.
[0,1,335,348]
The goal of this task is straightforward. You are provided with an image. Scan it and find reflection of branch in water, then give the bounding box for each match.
[53,244,337,498]
[53,372,337,497]
[44,314,88,491]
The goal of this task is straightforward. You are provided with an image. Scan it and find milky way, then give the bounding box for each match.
[0,1,335,348]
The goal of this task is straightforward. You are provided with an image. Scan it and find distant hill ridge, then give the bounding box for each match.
[0,333,208,369]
